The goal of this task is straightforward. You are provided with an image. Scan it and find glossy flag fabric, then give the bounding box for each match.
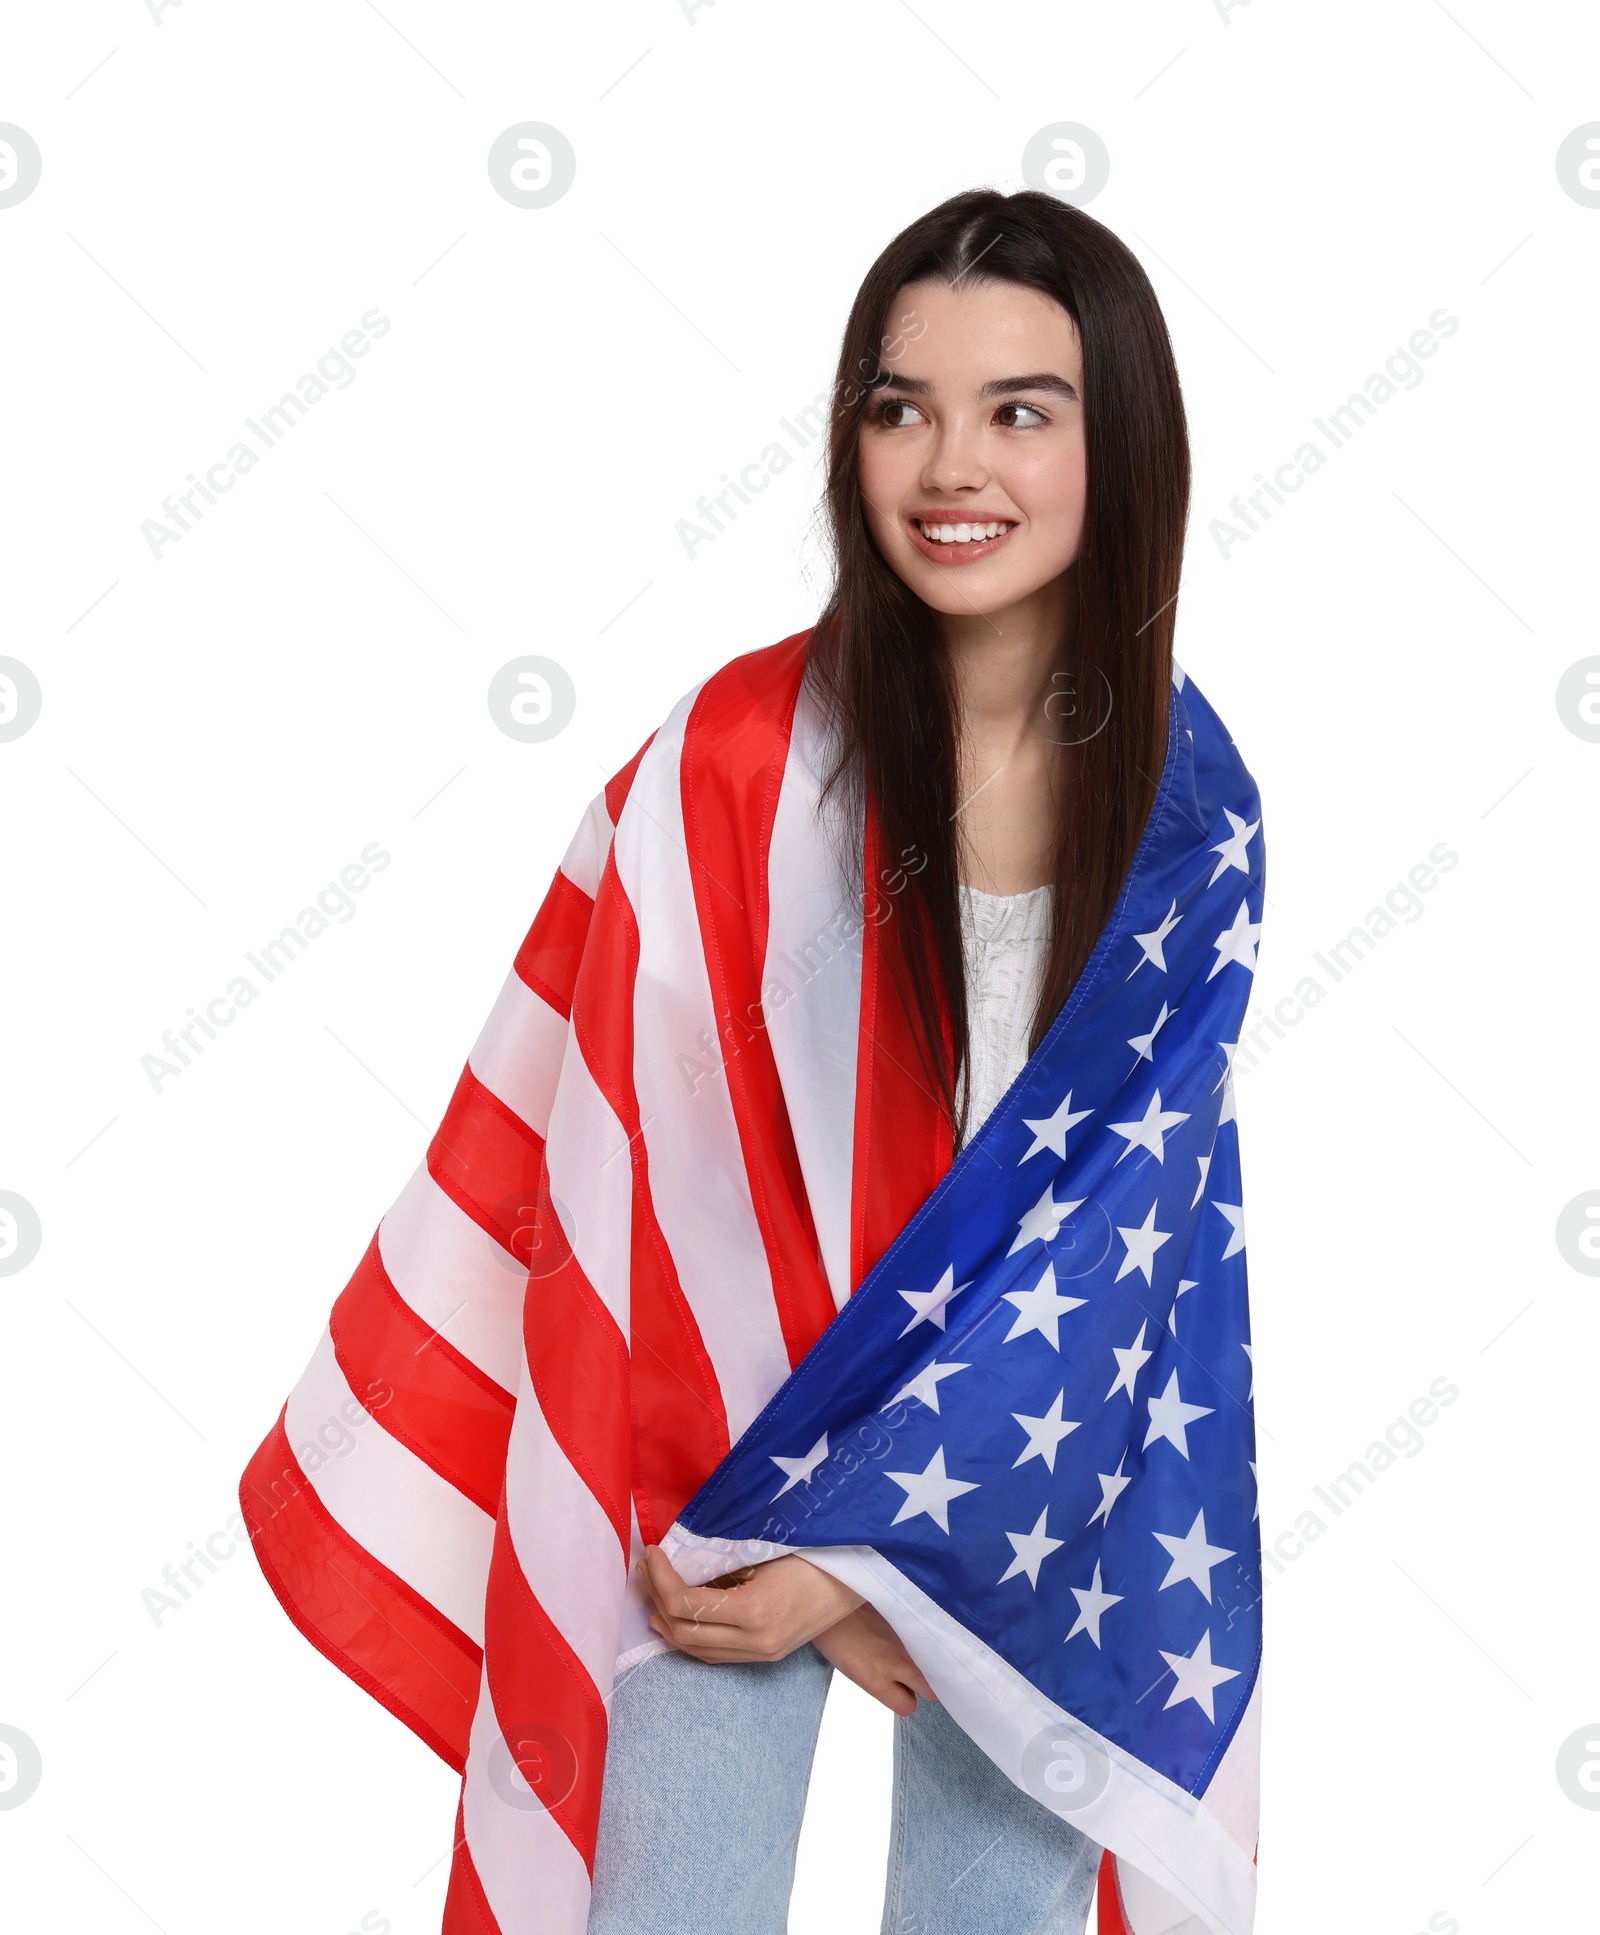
[668,653,1264,1935]
[240,630,1263,1935]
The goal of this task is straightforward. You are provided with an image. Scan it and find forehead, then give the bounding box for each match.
[889,277,1081,380]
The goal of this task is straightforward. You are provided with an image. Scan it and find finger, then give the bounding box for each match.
[668,1646,766,1665]
[638,1544,688,1610]
[649,1608,715,1640]
[640,1548,747,1627]
[902,1661,937,1702]
[875,1679,919,1718]
[650,1617,770,1663]
[640,1544,725,1616]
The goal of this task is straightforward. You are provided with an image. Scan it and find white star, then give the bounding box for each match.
[889,1360,971,1415]
[1106,1320,1154,1402]
[770,1434,829,1498]
[1106,1090,1191,1165]
[1159,1628,1242,1721]
[998,1506,1064,1588]
[1215,1041,1241,1090]
[885,1446,980,1534]
[1114,1201,1172,1285]
[1128,1002,1174,1063]
[897,1265,970,1338]
[1214,1202,1245,1259]
[1249,1459,1259,1521]
[1241,1342,1254,1400]
[1011,1392,1081,1472]
[1207,900,1261,981]
[1191,1151,1212,1209]
[1008,1183,1087,1257]
[1087,1452,1134,1527]
[1002,1262,1087,1349]
[1143,1371,1214,1459]
[1168,1279,1199,1338]
[1208,809,1260,885]
[1066,1560,1124,1648]
[1129,900,1181,976]
[1218,1073,1237,1126]
[1019,1090,1092,1162]
[1153,1509,1236,1602]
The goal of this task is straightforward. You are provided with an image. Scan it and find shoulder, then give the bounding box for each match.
[604,628,817,831]
[661,627,814,773]
[683,629,813,750]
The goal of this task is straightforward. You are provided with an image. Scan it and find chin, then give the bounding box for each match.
[912,577,1021,618]
[898,556,1058,620]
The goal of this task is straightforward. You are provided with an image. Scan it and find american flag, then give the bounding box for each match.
[241,632,1262,1935]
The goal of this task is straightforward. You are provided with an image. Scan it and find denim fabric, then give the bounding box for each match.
[882,1694,1101,1935]
[585,1645,1101,1935]
[586,1644,833,1935]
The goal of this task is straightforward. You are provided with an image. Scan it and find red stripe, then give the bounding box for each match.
[850,794,953,1286]
[575,861,729,1542]
[523,1242,635,1556]
[479,1511,613,1871]
[427,1063,547,1248]
[441,1795,500,1935]
[680,632,839,1364]
[512,871,594,1019]
[239,1414,480,1770]
[329,1233,515,1517]
[1096,1852,1131,1934]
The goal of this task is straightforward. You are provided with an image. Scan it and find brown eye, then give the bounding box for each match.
[878,399,926,428]
[996,402,1048,429]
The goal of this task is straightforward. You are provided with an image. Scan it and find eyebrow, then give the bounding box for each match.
[875,371,1079,400]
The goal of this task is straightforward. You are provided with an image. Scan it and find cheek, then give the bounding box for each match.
[856,438,914,534]
[1007,444,1088,556]
[1013,442,1087,523]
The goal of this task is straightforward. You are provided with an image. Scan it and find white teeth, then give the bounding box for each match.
[920,519,1011,544]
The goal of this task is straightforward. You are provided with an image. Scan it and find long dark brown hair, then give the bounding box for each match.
[805,187,1189,1135]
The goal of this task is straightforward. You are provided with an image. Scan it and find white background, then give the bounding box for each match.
[1,2,1596,1931]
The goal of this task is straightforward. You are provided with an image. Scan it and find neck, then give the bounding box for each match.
[935,570,1076,895]
[938,569,1075,734]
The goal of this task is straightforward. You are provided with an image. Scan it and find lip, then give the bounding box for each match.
[906,514,1019,565]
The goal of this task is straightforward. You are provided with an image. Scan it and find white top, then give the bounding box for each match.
[957,881,1055,1147]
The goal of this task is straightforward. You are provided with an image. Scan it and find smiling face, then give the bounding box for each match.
[856,277,1088,623]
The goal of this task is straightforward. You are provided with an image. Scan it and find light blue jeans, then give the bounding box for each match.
[586,1644,1101,1934]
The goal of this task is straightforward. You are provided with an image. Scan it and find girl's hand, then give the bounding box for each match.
[639,1546,864,1664]
[812,1602,937,1716]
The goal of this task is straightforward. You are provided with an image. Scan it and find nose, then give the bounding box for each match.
[920,410,990,498]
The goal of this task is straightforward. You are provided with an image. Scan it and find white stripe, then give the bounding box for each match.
[558,792,616,898]
[1193,1670,1259,1854]
[378,1164,524,1395]
[662,1528,1258,1935]
[615,1501,666,1673]
[1116,1863,1210,1935]
[541,1033,633,1336]
[761,680,864,1308]
[460,1664,593,1935]
[612,699,792,1442]
[284,1329,494,1645]
[502,1361,627,1695]
[468,969,569,1141]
